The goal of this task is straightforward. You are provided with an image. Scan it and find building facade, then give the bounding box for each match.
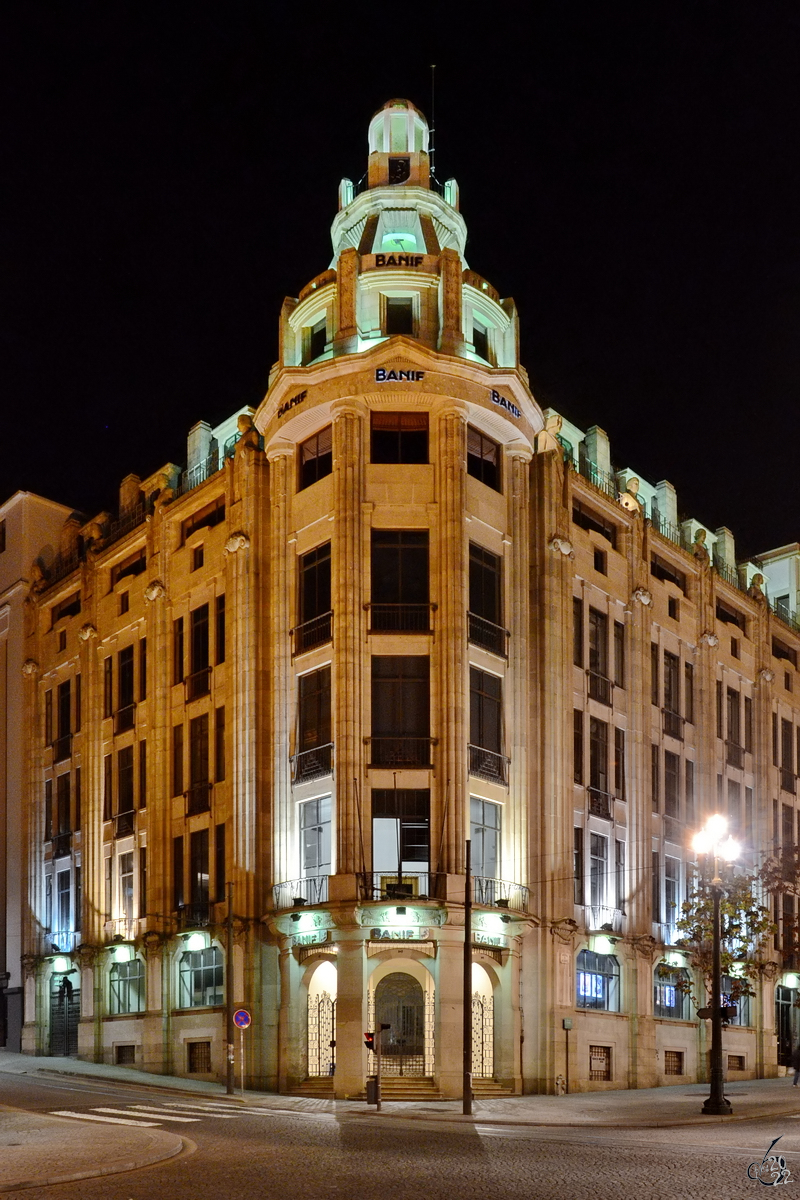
[17,99,800,1094]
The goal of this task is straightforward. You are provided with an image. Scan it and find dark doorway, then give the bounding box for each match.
[375,972,425,1076]
[50,974,79,1056]
[776,985,799,1067]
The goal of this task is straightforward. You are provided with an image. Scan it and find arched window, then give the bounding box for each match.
[179,947,223,1009]
[109,958,145,1015]
[721,975,752,1027]
[654,965,690,1020]
[576,949,620,1012]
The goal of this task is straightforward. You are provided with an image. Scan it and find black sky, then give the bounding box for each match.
[2,4,799,558]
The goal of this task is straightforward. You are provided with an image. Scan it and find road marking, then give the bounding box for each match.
[121,1106,203,1123]
[155,1103,241,1118]
[50,1109,159,1127]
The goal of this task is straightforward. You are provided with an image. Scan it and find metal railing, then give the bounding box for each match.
[726,741,745,770]
[663,709,684,740]
[781,767,796,795]
[473,877,529,912]
[175,452,222,499]
[367,737,434,768]
[588,787,613,819]
[357,871,446,903]
[568,454,618,499]
[292,612,332,655]
[52,832,72,859]
[187,782,212,816]
[770,597,800,635]
[468,744,509,785]
[104,916,139,941]
[468,612,508,658]
[106,504,147,547]
[650,513,682,548]
[587,671,613,706]
[713,558,740,589]
[53,734,72,763]
[46,930,81,953]
[114,810,135,838]
[292,744,333,783]
[186,666,211,702]
[176,902,214,930]
[366,603,434,633]
[273,875,330,910]
[41,549,83,590]
[115,704,136,734]
[587,905,624,933]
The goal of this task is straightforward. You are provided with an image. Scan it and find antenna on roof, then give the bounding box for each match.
[429,63,437,182]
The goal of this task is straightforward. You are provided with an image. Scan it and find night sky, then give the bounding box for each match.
[2,5,799,559]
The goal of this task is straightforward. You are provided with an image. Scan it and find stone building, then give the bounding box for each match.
[17,99,800,1094]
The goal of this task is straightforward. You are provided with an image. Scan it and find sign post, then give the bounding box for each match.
[233,1008,251,1096]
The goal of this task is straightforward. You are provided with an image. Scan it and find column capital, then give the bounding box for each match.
[330,398,364,422]
[504,439,533,464]
[266,439,295,462]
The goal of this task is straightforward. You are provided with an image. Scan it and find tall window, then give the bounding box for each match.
[664,856,680,931]
[56,773,70,837]
[306,316,327,361]
[472,319,489,360]
[664,652,680,715]
[119,851,134,921]
[615,839,626,912]
[371,789,430,884]
[56,680,71,741]
[299,426,333,490]
[118,746,134,815]
[215,596,226,665]
[173,618,184,685]
[471,797,501,880]
[470,667,505,782]
[300,796,331,878]
[215,707,226,783]
[370,656,430,767]
[188,714,210,813]
[573,828,584,904]
[118,646,134,711]
[370,531,429,631]
[178,947,223,1008]
[588,609,610,702]
[614,728,626,799]
[189,829,209,911]
[664,751,680,818]
[298,542,331,650]
[104,657,113,717]
[371,412,428,464]
[589,717,609,796]
[576,949,620,1012]
[574,710,584,784]
[172,725,184,797]
[139,639,147,701]
[466,427,500,490]
[573,598,584,667]
[189,603,210,696]
[613,622,625,688]
[684,663,694,724]
[297,667,332,780]
[110,958,145,1015]
[589,833,608,910]
[173,836,184,910]
[728,688,742,747]
[384,295,414,335]
[469,544,503,654]
[651,643,659,707]
[654,965,690,1019]
[57,869,71,936]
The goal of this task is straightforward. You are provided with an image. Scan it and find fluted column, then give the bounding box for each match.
[505,445,532,887]
[76,618,104,946]
[436,403,468,874]
[143,579,169,940]
[267,446,293,886]
[331,402,364,875]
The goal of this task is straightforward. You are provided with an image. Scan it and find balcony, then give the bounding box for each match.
[53,733,72,763]
[176,902,213,930]
[292,743,333,784]
[45,930,81,953]
[588,787,613,819]
[186,666,211,702]
[726,741,745,770]
[187,782,212,816]
[52,831,72,859]
[781,767,796,795]
[663,709,684,740]
[115,704,136,734]
[468,612,508,658]
[104,916,139,941]
[292,611,332,655]
[366,603,434,633]
[357,871,446,903]
[587,905,624,933]
[175,452,222,499]
[473,877,529,912]
[468,745,509,785]
[273,875,329,910]
[368,737,434,769]
[587,671,613,706]
[114,809,135,838]
[106,503,147,548]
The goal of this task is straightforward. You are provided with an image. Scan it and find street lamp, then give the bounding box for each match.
[692,814,740,1116]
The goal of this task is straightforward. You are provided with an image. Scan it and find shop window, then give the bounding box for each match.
[109,959,145,1015]
[179,947,223,1009]
[371,412,428,464]
[299,426,333,490]
[654,965,690,1019]
[577,950,619,1011]
[466,427,500,491]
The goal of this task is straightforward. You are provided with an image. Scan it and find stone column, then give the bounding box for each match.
[334,935,368,1098]
[335,247,359,356]
[505,445,532,888]
[435,933,464,1096]
[330,402,365,881]
[439,249,465,358]
[266,446,293,889]
[436,404,468,876]
[143,580,169,944]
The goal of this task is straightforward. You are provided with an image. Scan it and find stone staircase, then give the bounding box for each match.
[471,1078,515,1099]
[289,1077,335,1099]
[289,1075,514,1101]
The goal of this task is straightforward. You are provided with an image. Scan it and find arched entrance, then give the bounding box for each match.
[307,960,337,1078]
[49,971,79,1057]
[472,962,494,1079]
[375,972,426,1076]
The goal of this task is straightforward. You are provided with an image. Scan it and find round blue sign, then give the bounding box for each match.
[233,1008,251,1029]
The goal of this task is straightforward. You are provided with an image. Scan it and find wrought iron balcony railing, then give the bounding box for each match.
[114,809,135,838]
[367,737,434,769]
[357,871,446,903]
[468,744,509,785]
[587,671,613,706]
[46,929,81,953]
[53,733,72,763]
[473,877,529,912]
[292,611,332,655]
[366,603,434,633]
[52,832,73,859]
[587,905,624,933]
[104,916,140,941]
[588,787,613,819]
[186,666,211,702]
[187,782,212,816]
[176,902,214,930]
[292,743,333,783]
[467,612,508,658]
[273,875,329,910]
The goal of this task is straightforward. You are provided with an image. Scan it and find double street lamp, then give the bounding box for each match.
[692,814,740,1116]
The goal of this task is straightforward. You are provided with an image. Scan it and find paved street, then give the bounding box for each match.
[3,1071,800,1199]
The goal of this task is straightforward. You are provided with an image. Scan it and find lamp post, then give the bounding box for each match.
[692,814,740,1116]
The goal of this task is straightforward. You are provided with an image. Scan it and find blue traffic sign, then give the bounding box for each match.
[233,1008,252,1029]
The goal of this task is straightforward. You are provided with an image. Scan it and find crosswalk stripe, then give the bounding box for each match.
[156,1104,241,1118]
[50,1110,159,1127]
[118,1106,201,1123]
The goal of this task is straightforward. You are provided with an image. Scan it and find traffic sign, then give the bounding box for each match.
[233,1008,251,1029]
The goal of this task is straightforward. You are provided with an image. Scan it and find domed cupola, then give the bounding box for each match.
[367,99,430,189]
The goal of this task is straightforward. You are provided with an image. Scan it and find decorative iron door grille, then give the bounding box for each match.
[368,975,435,1077]
[472,991,494,1078]
[308,992,336,1077]
[589,1044,612,1081]
[50,977,80,1057]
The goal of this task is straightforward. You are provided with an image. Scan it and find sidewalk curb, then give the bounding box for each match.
[347,1104,800,1129]
[0,1128,187,1194]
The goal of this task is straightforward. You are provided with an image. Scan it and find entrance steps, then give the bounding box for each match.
[360,1076,443,1101]
[471,1078,515,1098]
[290,1077,335,1099]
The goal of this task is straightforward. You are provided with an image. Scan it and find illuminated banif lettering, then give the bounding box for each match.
[490,389,521,419]
[375,369,425,382]
[474,931,505,948]
[370,927,431,941]
[278,390,308,418]
[375,254,424,267]
[291,929,328,947]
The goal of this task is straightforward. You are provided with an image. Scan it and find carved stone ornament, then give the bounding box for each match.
[700,631,720,649]
[548,536,574,558]
[22,659,38,676]
[224,532,250,555]
[633,934,657,960]
[144,580,166,603]
[75,943,99,968]
[759,668,775,684]
[142,929,167,955]
[21,953,40,978]
[78,622,97,642]
[633,587,653,606]
[550,917,578,944]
